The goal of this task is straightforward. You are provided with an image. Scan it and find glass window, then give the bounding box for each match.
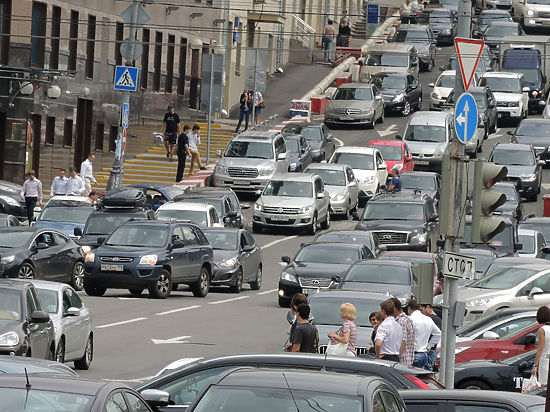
[516,122,550,137]
[310,296,381,328]
[484,317,537,339]
[346,167,354,182]
[181,226,199,246]
[331,152,375,170]
[519,273,550,295]
[284,137,299,153]
[366,53,409,68]
[67,288,83,309]
[485,23,520,37]
[344,263,412,285]
[171,227,183,242]
[263,180,313,198]
[53,232,69,245]
[244,232,255,247]
[380,391,403,412]
[124,392,150,412]
[456,406,511,412]
[370,145,402,161]
[105,392,129,412]
[193,227,209,245]
[469,267,538,290]
[0,387,94,411]
[157,209,208,227]
[519,234,536,254]
[224,199,233,213]
[404,125,447,143]
[84,214,135,236]
[494,184,519,201]
[209,208,218,225]
[0,289,22,320]
[35,232,54,247]
[480,76,521,94]
[106,226,168,248]
[307,168,346,186]
[489,149,535,166]
[406,404,440,412]
[204,230,238,250]
[40,206,94,224]
[400,174,437,191]
[436,74,456,88]
[26,289,38,316]
[374,393,386,412]
[363,202,424,221]
[62,290,71,314]
[333,87,374,100]
[295,246,359,265]
[36,289,58,314]
[224,141,274,160]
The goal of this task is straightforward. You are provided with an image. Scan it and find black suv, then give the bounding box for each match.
[354,193,439,252]
[83,221,214,299]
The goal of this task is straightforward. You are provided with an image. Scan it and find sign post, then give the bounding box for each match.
[443,252,476,280]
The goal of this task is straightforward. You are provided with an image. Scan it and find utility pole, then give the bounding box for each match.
[206,51,214,165]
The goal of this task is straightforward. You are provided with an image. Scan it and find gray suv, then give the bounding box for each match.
[213,131,290,192]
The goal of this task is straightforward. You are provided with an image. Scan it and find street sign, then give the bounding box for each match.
[454,92,478,144]
[455,38,485,91]
[121,2,150,27]
[120,39,143,62]
[114,66,139,92]
[443,252,476,279]
[121,102,129,128]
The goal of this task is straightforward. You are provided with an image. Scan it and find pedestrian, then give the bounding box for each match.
[337,17,352,47]
[388,168,402,192]
[66,167,85,196]
[290,303,319,353]
[86,191,99,206]
[391,297,414,367]
[285,293,318,352]
[407,299,441,370]
[188,125,206,176]
[342,9,352,26]
[159,105,181,159]
[50,168,68,196]
[410,0,421,23]
[367,311,384,354]
[375,299,404,362]
[420,303,442,370]
[328,303,358,357]
[176,125,192,183]
[80,154,97,196]
[253,90,264,126]
[322,20,336,62]
[400,0,411,24]
[20,170,42,224]
[235,89,252,133]
[531,306,550,384]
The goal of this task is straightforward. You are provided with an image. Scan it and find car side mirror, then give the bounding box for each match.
[316,192,325,199]
[523,333,536,346]
[36,242,49,250]
[331,275,342,283]
[378,162,387,170]
[97,237,105,246]
[140,389,170,408]
[172,239,185,249]
[216,149,222,157]
[538,159,545,166]
[277,152,287,161]
[429,82,435,88]
[254,190,262,196]
[395,134,403,140]
[352,211,360,221]
[31,310,50,323]
[74,227,83,237]
[375,95,382,101]
[529,286,543,299]
[281,256,291,263]
[66,307,81,317]
[482,330,500,340]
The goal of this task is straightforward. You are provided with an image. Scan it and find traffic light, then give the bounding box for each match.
[470,160,508,244]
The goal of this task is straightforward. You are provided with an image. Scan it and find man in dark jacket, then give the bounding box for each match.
[176,125,191,183]
[235,89,252,133]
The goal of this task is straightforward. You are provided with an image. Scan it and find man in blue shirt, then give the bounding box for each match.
[389,168,402,192]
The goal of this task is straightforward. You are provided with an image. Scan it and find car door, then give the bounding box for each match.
[169,227,189,281]
[59,287,80,359]
[373,85,384,116]
[243,231,261,282]
[313,178,329,220]
[345,166,359,209]
[181,226,202,281]
[238,232,254,281]
[223,197,239,228]
[51,232,76,282]
[487,89,497,129]
[300,136,313,169]
[403,144,414,171]
[63,287,89,359]
[375,151,388,186]
[26,288,49,359]
[274,137,289,173]
[29,232,57,279]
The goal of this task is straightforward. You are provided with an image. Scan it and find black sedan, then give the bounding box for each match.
[0,214,20,227]
[278,242,370,307]
[0,227,85,290]
[428,9,456,45]
[370,73,422,116]
[0,180,26,221]
[482,21,523,54]
[281,122,336,162]
[494,182,524,221]
[203,228,262,293]
[473,10,513,38]
[314,230,380,257]
[510,119,550,165]
[454,350,535,391]
[0,280,55,359]
[284,134,314,172]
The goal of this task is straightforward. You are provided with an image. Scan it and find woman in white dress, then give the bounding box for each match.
[532,306,550,384]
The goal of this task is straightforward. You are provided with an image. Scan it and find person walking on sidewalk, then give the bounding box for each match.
[80,154,97,196]
[176,125,192,183]
[322,20,336,62]
[50,168,68,196]
[235,89,252,133]
[337,17,352,47]
[188,125,206,176]
[20,170,42,224]
[66,167,85,196]
[253,90,264,126]
[159,105,181,159]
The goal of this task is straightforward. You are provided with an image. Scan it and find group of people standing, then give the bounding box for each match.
[322,11,353,63]
[235,89,264,133]
[400,0,423,24]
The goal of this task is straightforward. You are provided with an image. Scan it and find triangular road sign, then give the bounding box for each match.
[455,38,485,91]
[116,68,136,88]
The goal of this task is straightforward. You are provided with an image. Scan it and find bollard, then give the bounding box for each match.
[544,194,550,217]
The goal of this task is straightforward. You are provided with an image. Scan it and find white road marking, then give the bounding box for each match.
[151,335,191,345]
[542,183,550,190]
[257,288,278,295]
[97,317,147,329]
[155,305,201,316]
[488,133,503,140]
[334,137,344,147]
[208,296,250,305]
[377,124,397,137]
[118,297,140,300]
[262,236,298,250]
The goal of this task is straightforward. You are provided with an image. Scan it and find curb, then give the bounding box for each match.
[174,164,217,189]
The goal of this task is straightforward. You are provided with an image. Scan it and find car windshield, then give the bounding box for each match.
[405,125,447,143]
[519,234,536,254]
[370,145,402,161]
[400,174,436,191]
[344,263,411,285]
[157,209,209,227]
[224,141,274,160]
[480,76,521,93]
[0,231,33,248]
[363,203,424,221]
[366,53,409,67]
[0,388,94,412]
[106,226,168,247]
[462,224,513,248]
[36,289,58,314]
[284,138,300,153]
[283,125,323,141]
[519,223,550,241]
[485,24,518,37]
[394,30,429,44]
[0,289,21,321]
[310,296,381,327]
[84,214,136,235]
[331,152,374,170]
[333,87,373,100]
[317,233,372,247]
[439,0,458,6]
[295,246,359,265]
[263,180,313,198]
[308,169,346,186]
[469,267,538,289]
[436,74,456,88]
[448,91,488,109]
[515,68,541,84]
[204,231,238,250]
[430,14,451,23]
[460,252,494,273]
[380,76,407,90]
[517,122,550,137]
[40,206,93,224]
[490,149,535,166]
[494,185,519,201]
[530,0,550,4]
[480,13,511,24]
[193,386,363,412]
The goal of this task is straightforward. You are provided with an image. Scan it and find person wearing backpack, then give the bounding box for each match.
[290,304,318,353]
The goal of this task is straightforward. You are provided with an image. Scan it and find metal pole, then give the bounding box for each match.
[253,49,258,127]
[206,52,214,165]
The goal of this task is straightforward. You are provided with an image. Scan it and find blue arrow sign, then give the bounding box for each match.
[114,66,139,92]
[454,92,478,144]
[121,102,129,128]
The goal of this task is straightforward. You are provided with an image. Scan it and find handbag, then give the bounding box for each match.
[522,375,541,394]
[259,102,266,109]
[326,341,348,356]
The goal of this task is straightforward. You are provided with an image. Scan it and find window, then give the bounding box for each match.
[124,392,150,412]
[166,34,175,93]
[455,406,511,412]
[171,227,183,242]
[62,290,71,314]
[30,2,46,67]
[63,119,73,147]
[314,178,323,194]
[380,391,403,412]
[45,116,55,145]
[95,121,104,151]
[405,404,440,412]
[85,15,96,79]
[0,0,10,65]
[141,29,150,89]
[181,226,199,246]
[49,6,60,69]
[373,393,386,412]
[209,208,218,225]
[52,232,68,245]
[68,10,79,71]
[224,198,232,214]
[153,31,162,91]
[178,38,187,95]
[67,288,83,309]
[346,167,354,183]
[105,391,129,412]
[115,22,124,66]
[274,138,285,156]
[26,289,38,316]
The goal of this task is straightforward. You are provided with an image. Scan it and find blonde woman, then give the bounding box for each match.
[328,303,358,357]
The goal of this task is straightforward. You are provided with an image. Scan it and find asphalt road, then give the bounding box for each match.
[77,45,549,383]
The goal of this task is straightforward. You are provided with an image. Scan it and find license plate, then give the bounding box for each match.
[101,264,124,272]
[234,180,250,186]
[302,287,319,295]
[415,160,429,165]
[271,215,289,221]
[340,115,352,120]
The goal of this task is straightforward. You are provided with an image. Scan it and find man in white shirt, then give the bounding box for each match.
[407,299,441,370]
[66,167,85,196]
[375,299,404,362]
[50,168,68,196]
[80,153,97,196]
[188,124,206,176]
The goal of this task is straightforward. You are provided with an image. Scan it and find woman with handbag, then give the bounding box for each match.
[531,306,550,385]
[327,303,358,357]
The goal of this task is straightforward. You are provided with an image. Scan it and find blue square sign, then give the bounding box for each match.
[114,66,139,92]
[121,103,130,128]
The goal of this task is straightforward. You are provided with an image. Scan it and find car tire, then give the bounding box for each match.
[401,100,411,117]
[456,379,491,390]
[74,334,93,370]
[529,192,538,202]
[191,265,210,297]
[250,265,262,290]
[71,261,85,291]
[149,269,172,299]
[128,289,144,296]
[230,268,244,293]
[18,263,35,280]
[307,213,317,235]
[56,338,65,363]
[252,222,262,233]
[377,110,384,124]
[367,116,375,129]
[83,281,107,297]
[278,295,291,308]
[48,345,55,361]
[321,210,330,230]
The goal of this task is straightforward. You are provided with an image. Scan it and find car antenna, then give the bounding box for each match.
[282,372,301,412]
[321,340,330,372]
[24,368,31,390]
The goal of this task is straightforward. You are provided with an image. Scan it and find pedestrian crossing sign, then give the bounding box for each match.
[114,66,139,92]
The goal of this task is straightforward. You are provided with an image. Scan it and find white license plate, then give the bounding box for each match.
[302,287,320,295]
[271,215,289,221]
[415,160,429,165]
[340,116,352,120]
[101,264,124,272]
[234,180,250,186]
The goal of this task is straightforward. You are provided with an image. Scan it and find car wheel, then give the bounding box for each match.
[457,379,491,390]
[490,122,497,134]
[48,345,55,361]
[128,289,144,296]
[529,192,538,202]
[377,110,384,123]
[71,261,85,291]
[366,116,375,129]
[149,268,172,299]
[401,100,411,117]
[252,222,262,233]
[191,265,210,297]
[307,213,317,235]
[56,338,65,363]
[321,210,330,229]
[18,263,35,279]
[250,265,262,290]
[278,295,291,308]
[74,334,93,370]
[83,281,106,297]
[230,268,244,294]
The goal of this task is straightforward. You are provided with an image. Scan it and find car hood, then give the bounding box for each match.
[96,244,166,257]
[430,23,453,31]
[34,221,84,237]
[316,324,373,348]
[212,249,238,263]
[340,282,411,297]
[218,157,275,169]
[405,140,448,154]
[329,100,375,110]
[258,196,313,208]
[501,164,536,178]
[493,92,522,103]
[285,262,351,278]
[0,319,21,333]
[325,185,348,197]
[357,220,422,231]
[515,136,550,147]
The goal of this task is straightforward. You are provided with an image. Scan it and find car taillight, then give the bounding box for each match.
[404,374,431,389]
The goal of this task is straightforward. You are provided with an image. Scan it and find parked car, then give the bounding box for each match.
[283,134,313,172]
[0,180,26,221]
[362,43,420,78]
[156,202,224,228]
[370,73,423,116]
[493,182,524,221]
[510,119,550,165]
[0,214,20,227]
[391,24,436,71]
[429,70,457,110]
[482,21,523,54]
[0,355,77,376]
[172,191,242,228]
[367,140,414,173]
[34,196,95,238]
[483,257,549,277]
[314,230,380,257]
[473,10,513,37]
[517,229,549,259]
[324,83,385,128]
[181,186,247,226]
[281,122,335,162]
[480,72,529,125]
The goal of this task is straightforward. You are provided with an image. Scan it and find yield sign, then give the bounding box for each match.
[455,38,485,91]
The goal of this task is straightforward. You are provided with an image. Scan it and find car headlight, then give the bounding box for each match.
[393,163,403,170]
[432,92,441,100]
[0,255,15,264]
[442,29,451,34]
[254,203,263,212]
[0,195,19,207]
[334,193,346,201]
[258,167,274,177]
[215,165,227,175]
[410,233,427,244]
[434,148,444,157]
[527,9,535,15]
[289,162,298,172]
[362,176,376,184]
[81,246,92,255]
[393,93,405,103]
[455,346,471,354]
[139,254,158,266]
[220,257,238,268]
[280,272,298,283]
[521,173,537,182]
[468,297,492,306]
[299,205,312,214]
[0,331,19,346]
[84,252,95,263]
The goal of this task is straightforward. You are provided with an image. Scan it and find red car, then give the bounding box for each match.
[367,140,414,173]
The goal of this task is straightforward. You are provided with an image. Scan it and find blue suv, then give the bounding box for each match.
[83,220,213,299]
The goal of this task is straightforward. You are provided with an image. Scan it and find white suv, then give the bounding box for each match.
[156,202,224,228]
[512,0,550,28]
[479,72,529,124]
